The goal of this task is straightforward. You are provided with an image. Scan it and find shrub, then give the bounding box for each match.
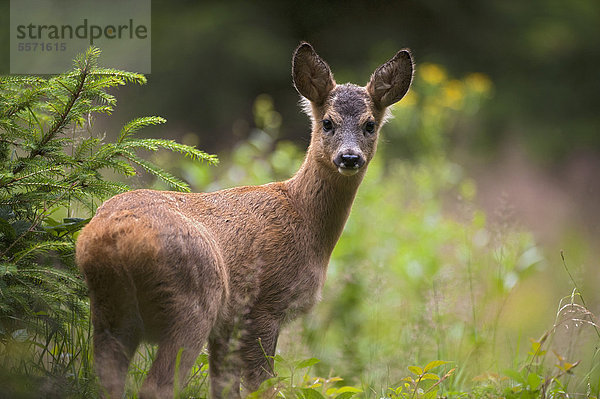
[0,47,215,396]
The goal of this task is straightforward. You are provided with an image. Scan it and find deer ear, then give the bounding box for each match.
[292,42,336,105]
[367,49,414,109]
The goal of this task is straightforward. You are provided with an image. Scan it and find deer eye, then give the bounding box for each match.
[322,119,334,133]
[365,121,376,134]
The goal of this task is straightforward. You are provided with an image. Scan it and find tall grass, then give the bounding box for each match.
[0,308,97,398]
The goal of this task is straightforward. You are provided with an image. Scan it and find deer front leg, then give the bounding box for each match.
[239,312,281,395]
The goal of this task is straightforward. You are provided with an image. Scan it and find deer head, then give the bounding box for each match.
[292,42,413,176]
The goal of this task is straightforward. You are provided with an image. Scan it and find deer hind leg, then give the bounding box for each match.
[87,269,143,399]
[208,323,242,399]
[138,296,221,399]
[138,256,226,398]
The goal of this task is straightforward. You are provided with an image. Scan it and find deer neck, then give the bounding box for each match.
[284,144,365,257]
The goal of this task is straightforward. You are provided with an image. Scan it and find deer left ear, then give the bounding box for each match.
[367,49,414,109]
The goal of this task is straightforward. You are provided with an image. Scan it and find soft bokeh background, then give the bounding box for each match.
[1,0,598,395]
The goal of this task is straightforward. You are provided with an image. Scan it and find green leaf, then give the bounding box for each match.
[300,388,326,399]
[562,362,577,372]
[336,386,362,394]
[503,369,527,385]
[421,373,440,381]
[528,339,546,356]
[12,328,29,342]
[527,373,542,390]
[408,366,423,376]
[334,393,358,399]
[423,389,438,399]
[247,377,286,399]
[423,360,450,372]
[42,217,89,236]
[196,353,209,364]
[296,357,320,369]
[273,354,286,363]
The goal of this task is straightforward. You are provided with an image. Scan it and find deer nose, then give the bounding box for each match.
[334,152,365,176]
[340,154,361,168]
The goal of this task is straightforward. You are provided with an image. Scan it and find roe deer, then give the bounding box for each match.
[76,42,413,398]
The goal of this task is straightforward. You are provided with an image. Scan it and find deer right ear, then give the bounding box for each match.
[367,49,414,109]
[292,42,336,105]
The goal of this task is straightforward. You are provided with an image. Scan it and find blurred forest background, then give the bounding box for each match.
[1,0,599,240]
[1,0,599,396]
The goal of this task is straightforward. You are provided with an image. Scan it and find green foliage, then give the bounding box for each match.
[171,66,598,398]
[0,47,215,396]
[384,63,493,160]
[386,361,455,399]
[247,354,362,399]
[164,94,303,192]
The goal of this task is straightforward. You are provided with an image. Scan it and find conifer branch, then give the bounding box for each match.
[0,47,216,349]
[11,63,88,175]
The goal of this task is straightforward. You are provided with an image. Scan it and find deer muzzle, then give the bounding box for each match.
[334,152,365,176]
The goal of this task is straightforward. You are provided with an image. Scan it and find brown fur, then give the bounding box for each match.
[76,42,413,398]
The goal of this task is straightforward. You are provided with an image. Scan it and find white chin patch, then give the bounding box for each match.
[338,166,360,176]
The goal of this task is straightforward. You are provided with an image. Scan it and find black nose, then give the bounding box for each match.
[340,154,361,168]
